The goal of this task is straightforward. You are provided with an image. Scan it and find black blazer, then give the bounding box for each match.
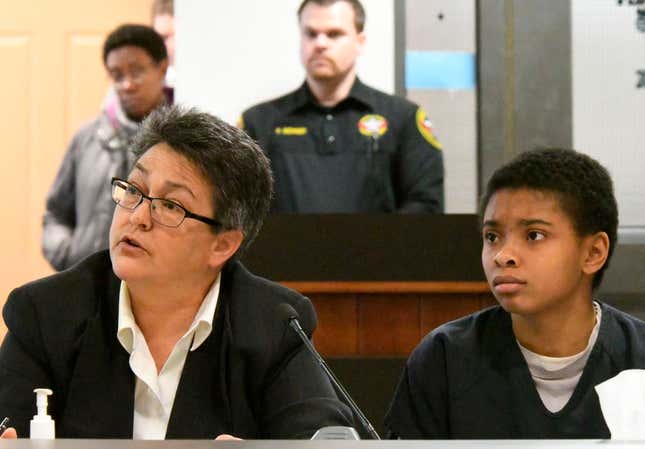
[0,251,351,438]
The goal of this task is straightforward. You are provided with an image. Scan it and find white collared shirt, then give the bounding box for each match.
[116,274,221,439]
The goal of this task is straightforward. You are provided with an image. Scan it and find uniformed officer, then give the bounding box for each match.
[241,0,444,213]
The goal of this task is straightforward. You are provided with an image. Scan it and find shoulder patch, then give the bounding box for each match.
[275,126,307,136]
[416,108,442,150]
[358,114,389,137]
[236,115,244,129]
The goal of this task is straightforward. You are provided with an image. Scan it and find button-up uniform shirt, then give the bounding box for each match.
[241,78,444,213]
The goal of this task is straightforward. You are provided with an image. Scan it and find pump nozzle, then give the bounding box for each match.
[30,388,55,439]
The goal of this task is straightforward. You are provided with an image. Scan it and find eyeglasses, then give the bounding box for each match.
[108,64,154,88]
[111,178,221,229]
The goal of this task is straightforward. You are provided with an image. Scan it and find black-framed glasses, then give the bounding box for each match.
[111,177,221,229]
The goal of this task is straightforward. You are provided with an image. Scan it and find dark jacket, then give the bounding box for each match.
[0,251,351,438]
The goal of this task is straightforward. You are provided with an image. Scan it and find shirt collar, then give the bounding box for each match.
[288,77,373,113]
[517,301,603,375]
[345,77,373,107]
[117,274,222,354]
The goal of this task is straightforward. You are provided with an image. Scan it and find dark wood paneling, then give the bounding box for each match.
[303,285,496,357]
[480,292,497,309]
[244,215,485,282]
[282,281,489,294]
[420,294,482,336]
[358,295,420,356]
[310,294,358,356]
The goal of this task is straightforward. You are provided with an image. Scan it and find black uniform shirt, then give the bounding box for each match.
[242,78,444,213]
[385,303,645,439]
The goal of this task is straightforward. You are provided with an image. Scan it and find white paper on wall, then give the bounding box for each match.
[571,0,645,242]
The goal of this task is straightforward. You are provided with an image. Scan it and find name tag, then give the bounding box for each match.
[275,127,308,136]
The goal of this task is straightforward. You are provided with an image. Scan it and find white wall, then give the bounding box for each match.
[572,0,645,242]
[175,0,395,124]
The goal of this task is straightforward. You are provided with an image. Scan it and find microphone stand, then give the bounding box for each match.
[287,317,381,440]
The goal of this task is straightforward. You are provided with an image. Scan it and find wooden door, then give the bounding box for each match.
[0,1,151,336]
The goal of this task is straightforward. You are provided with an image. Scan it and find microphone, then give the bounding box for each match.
[277,303,381,440]
[369,133,380,154]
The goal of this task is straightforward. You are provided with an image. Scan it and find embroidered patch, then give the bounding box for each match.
[358,114,389,137]
[275,127,308,136]
[416,108,442,150]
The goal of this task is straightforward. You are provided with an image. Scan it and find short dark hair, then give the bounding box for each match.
[297,0,366,32]
[479,148,618,290]
[102,24,167,65]
[151,0,174,17]
[131,105,274,259]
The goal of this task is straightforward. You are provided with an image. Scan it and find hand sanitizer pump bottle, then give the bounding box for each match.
[30,388,55,439]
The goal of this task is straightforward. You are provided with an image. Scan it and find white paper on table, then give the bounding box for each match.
[595,369,645,439]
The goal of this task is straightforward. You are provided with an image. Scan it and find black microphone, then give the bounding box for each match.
[277,303,381,440]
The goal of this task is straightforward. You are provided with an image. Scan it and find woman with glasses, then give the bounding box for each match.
[0,106,351,439]
[42,24,170,272]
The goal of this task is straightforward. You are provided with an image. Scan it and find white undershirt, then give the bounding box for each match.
[518,302,602,413]
[116,275,221,439]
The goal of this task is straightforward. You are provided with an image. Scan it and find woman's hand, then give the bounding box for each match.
[214,434,242,440]
[1,427,17,439]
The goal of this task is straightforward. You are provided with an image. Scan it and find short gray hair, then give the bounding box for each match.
[131,105,274,259]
